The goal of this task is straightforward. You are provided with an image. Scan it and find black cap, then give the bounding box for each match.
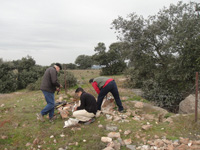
[55,63,62,70]
[89,78,94,83]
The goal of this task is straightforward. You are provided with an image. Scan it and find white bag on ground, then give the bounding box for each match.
[63,118,79,128]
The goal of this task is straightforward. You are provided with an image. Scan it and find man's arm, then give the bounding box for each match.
[50,68,60,87]
[92,82,100,94]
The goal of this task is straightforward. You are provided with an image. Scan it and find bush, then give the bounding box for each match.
[27,71,77,91]
[142,79,184,113]
[58,71,77,88]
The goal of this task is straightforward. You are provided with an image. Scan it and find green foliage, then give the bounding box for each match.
[0,56,46,93]
[0,62,18,93]
[27,70,77,91]
[93,42,127,75]
[64,63,77,69]
[112,1,200,111]
[58,71,77,88]
[75,55,94,69]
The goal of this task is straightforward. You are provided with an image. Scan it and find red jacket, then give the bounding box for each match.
[92,78,113,94]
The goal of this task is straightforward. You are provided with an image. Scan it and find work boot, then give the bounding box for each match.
[84,117,95,125]
[119,109,126,113]
[36,113,44,122]
[49,115,57,123]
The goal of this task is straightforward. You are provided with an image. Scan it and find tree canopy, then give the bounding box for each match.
[112,1,200,111]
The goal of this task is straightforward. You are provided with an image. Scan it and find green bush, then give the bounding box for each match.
[27,71,77,91]
[58,71,77,88]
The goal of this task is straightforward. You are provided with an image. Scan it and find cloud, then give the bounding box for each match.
[0,0,196,65]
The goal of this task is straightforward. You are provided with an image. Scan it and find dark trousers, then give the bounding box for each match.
[97,80,124,111]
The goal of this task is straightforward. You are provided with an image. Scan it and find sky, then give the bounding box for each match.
[0,0,199,66]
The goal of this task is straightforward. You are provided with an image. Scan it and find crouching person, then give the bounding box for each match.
[63,87,97,128]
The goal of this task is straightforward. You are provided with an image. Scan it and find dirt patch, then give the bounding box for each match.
[0,92,24,100]
[0,120,10,128]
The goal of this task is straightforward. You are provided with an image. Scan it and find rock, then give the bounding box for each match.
[101,137,112,143]
[124,130,131,135]
[106,114,113,120]
[113,116,121,122]
[142,114,155,121]
[1,135,8,139]
[132,116,141,121]
[179,137,189,144]
[106,125,118,131]
[134,102,144,109]
[57,107,69,119]
[101,98,116,114]
[142,125,152,130]
[33,138,39,145]
[176,144,189,150]
[98,124,103,128]
[117,138,125,146]
[179,94,200,114]
[26,142,31,147]
[124,138,132,145]
[102,147,114,150]
[107,132,120,138]
[126,145,136,150]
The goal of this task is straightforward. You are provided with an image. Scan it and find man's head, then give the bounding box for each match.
[75,87,84,97]
[54,63,62,72]
[89,78,94,83]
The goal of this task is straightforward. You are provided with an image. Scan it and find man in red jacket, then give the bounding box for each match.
[89,76,124,112]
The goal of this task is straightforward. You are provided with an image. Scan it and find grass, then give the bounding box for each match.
[1,70,200,149]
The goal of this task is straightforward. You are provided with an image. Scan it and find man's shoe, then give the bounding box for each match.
[119,109,125,113]
[84,118,95,125]
[36,113,45,122]
[49,115,57,123]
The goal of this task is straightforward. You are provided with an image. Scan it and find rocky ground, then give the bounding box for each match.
[54,94,200,150]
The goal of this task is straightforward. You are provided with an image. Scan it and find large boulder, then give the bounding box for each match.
[179,94,200,114]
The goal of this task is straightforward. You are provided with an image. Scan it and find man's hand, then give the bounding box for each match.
[74,106,77,111]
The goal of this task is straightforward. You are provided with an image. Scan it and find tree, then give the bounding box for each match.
[112,1,200,112]
[93,42,127,75]
[92,42,108,66]
[0,62,18,93]
[75,55,94,69]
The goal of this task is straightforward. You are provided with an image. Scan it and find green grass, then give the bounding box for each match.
[1,70,200,149]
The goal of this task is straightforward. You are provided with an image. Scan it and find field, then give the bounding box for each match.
[1,70,200,150]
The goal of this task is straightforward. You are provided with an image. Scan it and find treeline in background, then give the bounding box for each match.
[1,1,200,112]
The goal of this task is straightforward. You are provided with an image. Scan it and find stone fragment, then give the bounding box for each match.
[102,147,114,150]
[33,138,39,145]
[124,138,132,145]
[101,137,112,143]
[142,125,152,130]
[124,130,131,135]
[134,102,144,109]
[126,145,136,150]
[106,125,118,131]
[107,132,120,138]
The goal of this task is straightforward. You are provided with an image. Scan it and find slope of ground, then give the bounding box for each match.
[1,70,200,150]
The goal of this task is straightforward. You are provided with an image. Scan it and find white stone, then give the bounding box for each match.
[101,137,112,143]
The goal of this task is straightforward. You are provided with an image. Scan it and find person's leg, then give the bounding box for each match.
[109,81,124,111]
[41,91,55,119]
[73,110,95,122]
[97,88,110,110]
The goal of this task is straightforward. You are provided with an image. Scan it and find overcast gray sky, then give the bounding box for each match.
[0,0,198,66]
